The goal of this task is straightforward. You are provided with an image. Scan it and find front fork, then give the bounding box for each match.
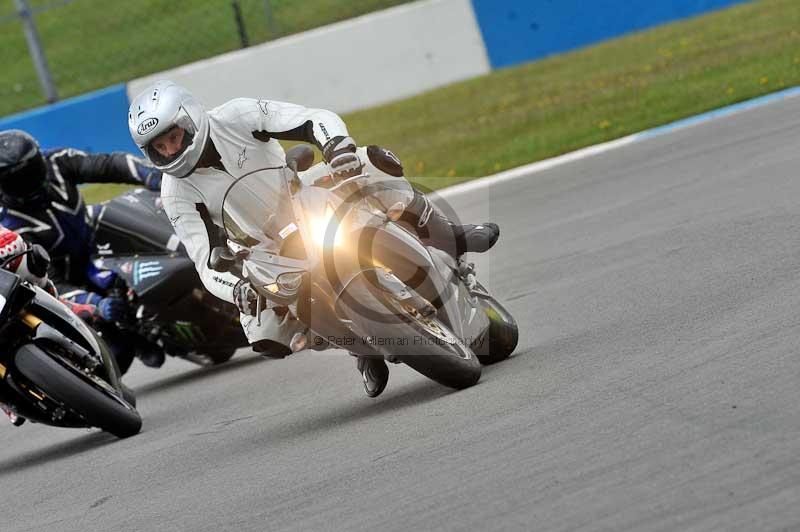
[0,312,46,382]
[19,310,123,395]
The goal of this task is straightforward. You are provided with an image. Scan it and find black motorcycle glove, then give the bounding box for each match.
[143,169,162,191]
[233,279,260,316]
[129,156,163,191]
[96,295,128,322]
[322,136,363,180]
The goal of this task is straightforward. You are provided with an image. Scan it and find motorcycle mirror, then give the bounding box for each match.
[210,246,235,273]
[27,244,51,278]
[285,145,315,173]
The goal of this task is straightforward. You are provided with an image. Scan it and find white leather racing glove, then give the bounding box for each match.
[233,279,261,316]
[322,136,363,180]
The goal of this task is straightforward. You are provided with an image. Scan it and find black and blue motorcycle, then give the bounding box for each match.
[90,188,248,369]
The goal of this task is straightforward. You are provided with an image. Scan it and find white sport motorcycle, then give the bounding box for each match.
[212,146,518,389]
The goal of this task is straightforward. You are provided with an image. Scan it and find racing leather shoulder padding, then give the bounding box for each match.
[367,145,404,177]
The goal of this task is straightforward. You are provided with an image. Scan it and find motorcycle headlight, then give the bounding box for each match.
[309,205,343,249]
[276,271,303,293]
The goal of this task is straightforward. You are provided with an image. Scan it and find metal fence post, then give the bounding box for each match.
[14,0,58,103]
[231,0,249,48]
[263,0,277,39]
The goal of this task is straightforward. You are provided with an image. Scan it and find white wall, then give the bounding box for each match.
[127,0,490,114]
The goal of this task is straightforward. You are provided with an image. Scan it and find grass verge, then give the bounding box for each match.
[82,0,800,203]
[1,0,412,117]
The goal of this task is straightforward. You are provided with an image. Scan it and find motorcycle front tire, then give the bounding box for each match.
[14,344,142,438]
[393,315,482,390]
[202,348,237,365]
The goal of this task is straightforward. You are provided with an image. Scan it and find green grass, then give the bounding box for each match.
[346,0,800,189]
[0,0,412,117]
[79,0,800,202]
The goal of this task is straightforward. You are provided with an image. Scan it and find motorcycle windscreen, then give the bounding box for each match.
[221,168,291,250]
[0,269,20,322]
[221,166,414,261]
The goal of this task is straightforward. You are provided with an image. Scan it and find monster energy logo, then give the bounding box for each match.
[172,321,205,344]
[134,260,163,285]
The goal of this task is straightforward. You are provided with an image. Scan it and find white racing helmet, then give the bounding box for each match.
[128,80,209,178]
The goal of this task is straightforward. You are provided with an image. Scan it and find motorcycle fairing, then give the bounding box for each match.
[0,268,24,323]
[97,255,197,301]
[29,285,104,358]
[93,189,181,255]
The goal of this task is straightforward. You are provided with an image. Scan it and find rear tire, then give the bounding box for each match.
[14,344,142,438]
[474,291,518,365]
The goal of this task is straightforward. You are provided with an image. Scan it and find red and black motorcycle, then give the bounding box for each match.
[0,247,141,438]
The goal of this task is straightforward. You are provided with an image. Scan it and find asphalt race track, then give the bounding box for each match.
[3,97,800,532]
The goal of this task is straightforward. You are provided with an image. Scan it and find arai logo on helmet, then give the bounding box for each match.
[137,117,159,135]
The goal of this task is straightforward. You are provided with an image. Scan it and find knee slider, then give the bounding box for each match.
[252,339,292,359]
[367,145,404,177]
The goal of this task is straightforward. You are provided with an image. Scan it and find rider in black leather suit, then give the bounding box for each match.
[0,129,163,373]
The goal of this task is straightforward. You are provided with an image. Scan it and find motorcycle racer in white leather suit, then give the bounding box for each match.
[128,80,499,398]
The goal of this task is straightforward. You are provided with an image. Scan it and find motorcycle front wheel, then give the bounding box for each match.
[14,344,142,438]
[337,272,482,390]
[392,309,482,390]
[202,348,237,365]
